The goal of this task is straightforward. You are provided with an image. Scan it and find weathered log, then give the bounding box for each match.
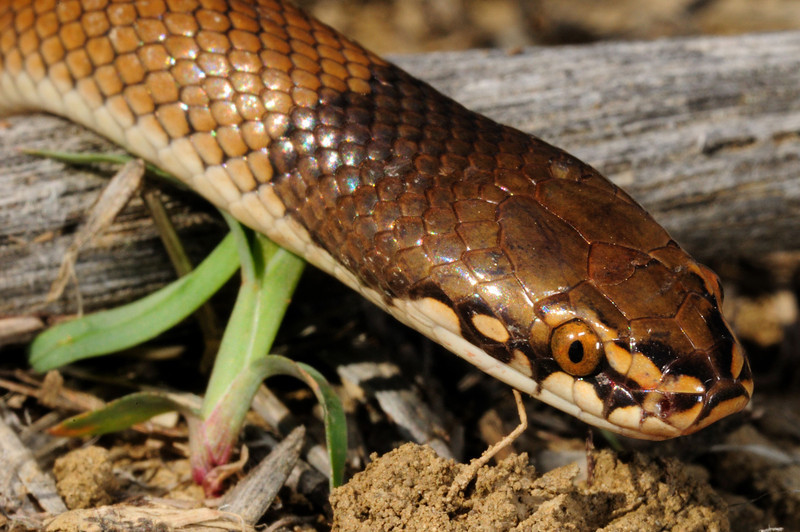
[1,31,798,344]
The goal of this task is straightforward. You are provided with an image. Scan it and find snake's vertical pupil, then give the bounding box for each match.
[568,341,584,363]
[551,321,603,376]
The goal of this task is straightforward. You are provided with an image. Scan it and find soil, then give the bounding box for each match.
[2,1,799,531]
[52,447,116,510]
[331,445,728,531]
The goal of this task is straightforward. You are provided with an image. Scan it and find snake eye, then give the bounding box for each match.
[551,320,603,376]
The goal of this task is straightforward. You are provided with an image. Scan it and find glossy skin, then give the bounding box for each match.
[0,0,752,439]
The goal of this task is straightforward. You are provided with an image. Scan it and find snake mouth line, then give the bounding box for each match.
[537,334,754,439]
[537,371,753,439]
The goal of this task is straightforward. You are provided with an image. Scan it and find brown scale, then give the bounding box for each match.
[0,0,753,437]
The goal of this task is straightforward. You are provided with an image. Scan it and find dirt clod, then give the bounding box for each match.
[52,446,117,510]
[331,443,730,531]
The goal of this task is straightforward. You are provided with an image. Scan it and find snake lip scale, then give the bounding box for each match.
[0,0,752,440]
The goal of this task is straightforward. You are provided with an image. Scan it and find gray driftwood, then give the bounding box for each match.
[1,31,799,344]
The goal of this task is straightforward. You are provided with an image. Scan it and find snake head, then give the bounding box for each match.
[410,156,754,440]
[527,246,753,440]
[506,210,753,440]
[402,154,752,440]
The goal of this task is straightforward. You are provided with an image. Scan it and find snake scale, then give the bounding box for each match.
[0,0,752,440]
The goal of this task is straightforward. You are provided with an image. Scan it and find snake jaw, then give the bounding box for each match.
[593,312,752,438]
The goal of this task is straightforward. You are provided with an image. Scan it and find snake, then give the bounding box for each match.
[0,0,753,440]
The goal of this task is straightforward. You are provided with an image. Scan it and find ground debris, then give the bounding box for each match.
[44,498,255,532]
[330,443,729,531]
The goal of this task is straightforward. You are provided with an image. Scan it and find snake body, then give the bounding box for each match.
[0,0,752,439]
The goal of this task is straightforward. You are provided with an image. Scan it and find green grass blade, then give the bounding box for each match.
[49,391,200,437]
[24,149,182,185]
[261,355,347,488]
[192,233,306,488]
[29,233,239,371]
[219,211,259,283]
[202,234,303,411]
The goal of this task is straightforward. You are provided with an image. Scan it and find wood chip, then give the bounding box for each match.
[221,425,305,525]
[0,411,67,515]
